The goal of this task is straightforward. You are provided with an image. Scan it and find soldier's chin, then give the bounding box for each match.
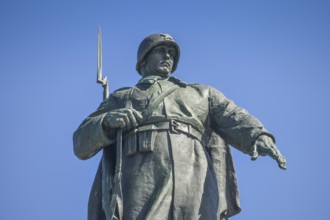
[156,67,171,76]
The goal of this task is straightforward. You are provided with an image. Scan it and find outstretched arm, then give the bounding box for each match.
[209,87,286,170]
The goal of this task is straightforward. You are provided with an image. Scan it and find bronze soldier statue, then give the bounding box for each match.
[73,33,286,220]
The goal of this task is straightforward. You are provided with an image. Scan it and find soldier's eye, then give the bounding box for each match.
[152,47,163,54]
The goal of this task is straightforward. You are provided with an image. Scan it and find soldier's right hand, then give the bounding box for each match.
[250,135,287,170]
[102,108,143,130]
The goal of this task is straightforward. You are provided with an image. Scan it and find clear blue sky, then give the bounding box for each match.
[1,0,329,219]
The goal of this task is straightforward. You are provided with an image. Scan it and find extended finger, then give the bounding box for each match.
[276,154,287,170]
[263,145,287,170]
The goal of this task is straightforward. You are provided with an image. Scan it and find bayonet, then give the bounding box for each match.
[97,26,109,100]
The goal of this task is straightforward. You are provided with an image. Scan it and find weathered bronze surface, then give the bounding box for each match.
[73,33,286,220]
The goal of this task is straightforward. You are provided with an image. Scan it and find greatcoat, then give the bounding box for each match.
[73,76,274,220]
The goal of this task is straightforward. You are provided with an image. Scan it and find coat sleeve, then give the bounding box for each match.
[73,95,118,160]
[208,87,274,154]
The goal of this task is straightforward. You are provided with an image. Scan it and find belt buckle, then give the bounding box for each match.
[170,120,180,134]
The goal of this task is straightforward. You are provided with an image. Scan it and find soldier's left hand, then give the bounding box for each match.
[250,135,287,170]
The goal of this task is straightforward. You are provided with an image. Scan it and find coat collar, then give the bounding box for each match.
[137,75,169,85]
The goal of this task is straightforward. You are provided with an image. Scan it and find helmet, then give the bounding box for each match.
[136,33,180,75]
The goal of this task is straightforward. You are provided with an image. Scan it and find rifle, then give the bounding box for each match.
[97,26,123,220]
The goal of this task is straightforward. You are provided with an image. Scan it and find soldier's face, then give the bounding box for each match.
[143,45,175,77]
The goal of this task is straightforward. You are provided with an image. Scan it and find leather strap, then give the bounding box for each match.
[125,120,203,141]
[142,84,179,121]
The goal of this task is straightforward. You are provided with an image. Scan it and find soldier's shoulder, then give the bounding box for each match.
[187,83,226,99]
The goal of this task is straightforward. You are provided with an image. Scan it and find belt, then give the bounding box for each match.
[124,120,203,141]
